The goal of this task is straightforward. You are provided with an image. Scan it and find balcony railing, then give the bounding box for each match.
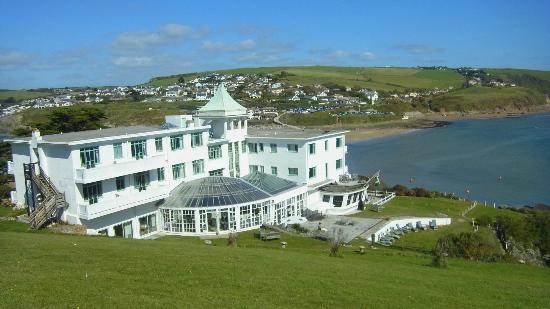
[78,184,169,220]
[75,154,165,183]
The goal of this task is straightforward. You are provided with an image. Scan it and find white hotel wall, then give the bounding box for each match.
[10,143,32,208]
[246,134,347,186]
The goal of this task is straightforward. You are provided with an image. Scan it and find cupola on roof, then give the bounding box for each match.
[197,83,247,118]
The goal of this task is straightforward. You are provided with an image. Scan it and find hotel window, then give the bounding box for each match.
[191,132,203,147]
[322,195,331,203]
[324,140,328,151]
[336,137,342,148]
[155,137,163,152]
[248,143,258,153]
[309,167,316,178]
[115,176,126,191]
[113,143,123,160]
[287,144,298,152]
[336,159,343,169]
[259,165,265,173]
[192,159,204,175]
[241,141,246,153]
[270,143,277,153]
[208,145,222,159]
[288,168,298,176]
[134,171,150,191]
[130,140,147,159]
[249,165,259,173]
[259,143,264,152]
[139,213,157,236]
[309,143,316,155]
[333,195,343,207]
[172,163,185,180]
[83,181,102,204]
[170,135,183,150]
[114,221,133,238]
[209,169,224,176]
[271,166,278,175]
[80,146,100,168]
[157,167,165,181]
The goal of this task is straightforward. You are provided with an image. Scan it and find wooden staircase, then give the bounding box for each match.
[26,164,68,229]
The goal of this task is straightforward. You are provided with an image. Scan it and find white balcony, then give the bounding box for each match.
[7,161,14,175]
[78,184,169,220]
[75,154,166,183]
[344,145,348,154]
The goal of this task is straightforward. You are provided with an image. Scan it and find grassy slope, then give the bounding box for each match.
[0,90,51,101]
[351,196,471,219]
[149,66,465,91]
[1,230,549,308]
[431,86,546,112]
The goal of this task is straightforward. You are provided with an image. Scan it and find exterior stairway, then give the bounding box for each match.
[27,165,68,229]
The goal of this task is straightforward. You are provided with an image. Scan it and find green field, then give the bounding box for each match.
[149,66,466,91]
[352,196,471,219]
[280,110,401,126]
[0,90,51,101]
[431,86,546,112]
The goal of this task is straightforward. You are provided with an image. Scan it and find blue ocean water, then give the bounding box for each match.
[347,113,550,206]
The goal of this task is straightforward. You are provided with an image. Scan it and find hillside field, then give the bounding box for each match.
[1,197,549,308]
[0,90,51,101]
[149,66,466,91]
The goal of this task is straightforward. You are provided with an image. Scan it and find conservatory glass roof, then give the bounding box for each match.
[161,174,300,208]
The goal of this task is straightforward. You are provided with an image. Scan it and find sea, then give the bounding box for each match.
[347,113,550,206]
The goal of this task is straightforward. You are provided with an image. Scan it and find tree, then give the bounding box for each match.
[177,76,185,84]
[33,107,106,135]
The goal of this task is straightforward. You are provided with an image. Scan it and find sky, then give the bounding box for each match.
[0,0,549,89]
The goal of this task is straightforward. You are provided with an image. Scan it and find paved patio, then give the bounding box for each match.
[302,215,382,243]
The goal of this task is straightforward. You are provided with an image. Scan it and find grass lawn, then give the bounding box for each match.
[431,86,546,112]
[149,66,465,91]
[351,196,471,220]
[1,227,550,308]
[0,90,51,101]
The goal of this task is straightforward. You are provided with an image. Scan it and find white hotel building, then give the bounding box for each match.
[7,85,371,239]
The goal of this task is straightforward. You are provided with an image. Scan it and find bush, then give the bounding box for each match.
[290,223,309,234]
[434,232,503,262]
[475,215,493,227]
[431,253,448,268]
[227,233,237,247]
[329,228,345,257]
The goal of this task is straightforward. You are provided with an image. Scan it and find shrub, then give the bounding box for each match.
[431,253,448,268]
[291,223,309,234]
[227,233,237,247]
[434,232,503,262]
[475,215,493,227]
[329,228,345,257]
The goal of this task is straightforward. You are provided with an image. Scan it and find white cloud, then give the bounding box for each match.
[360,52,376,60]
[201,39,256,52]
[112,23,205,51]
[0,50,34,70]
[113,56,155,67]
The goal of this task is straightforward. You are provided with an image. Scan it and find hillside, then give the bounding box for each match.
[485,68,550,94]
[0,90,52,102]
[1,198,550,308]
[149,66,466,91]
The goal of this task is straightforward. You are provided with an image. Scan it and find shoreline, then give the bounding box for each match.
[334,104,550,143]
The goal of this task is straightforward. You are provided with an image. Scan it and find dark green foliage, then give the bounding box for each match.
[0,184,11,199]
[11,127,32,137]
[291,223,309,234]
[495,213,550,263]
[390,184,457,200]
[434,232,503,262]
[475,215,493,227]
[32,106,106,135]
[431,253,448,268]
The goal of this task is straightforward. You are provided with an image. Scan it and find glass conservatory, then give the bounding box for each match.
[159,173,307,235]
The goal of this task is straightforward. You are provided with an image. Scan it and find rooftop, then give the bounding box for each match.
[247,126,347,140]
[38,126,159,143]
[197,84,247,118]
[242,171,298,195]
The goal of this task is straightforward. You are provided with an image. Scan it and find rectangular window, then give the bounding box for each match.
[157,167,165,181]
[336,137,342,148]
[115,176,125,191]
[208,145,222,159]
[191,132,203,147]
[192,159,204,175]
[287,144,298,152]
[309,143,316,155]
[309,167,316,178]
[288,168,298,176]
[322,195,331,203]
[130,140,147,159]
[270,143,277,153]
[139,213,157,236]
[114,221,133,238]
[241,141,246,153]
[155,137,163,152]
[333,195,343,207]
[259,143,264,152]
[113,143,123,160]
[172,163,185,180]
[83,181,102,204]
[249,165,259,173]
[209,169,224,176]
[80,146,100,168]
[259,165,265,173]
[248,143,258,153]
[271,166,277,175]
[336,159,343,169]
[324,140,328,151]
[170,135,183,150]
[134,171,150,191]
